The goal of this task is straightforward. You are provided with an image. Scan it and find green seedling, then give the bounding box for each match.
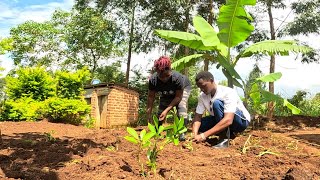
[22,139,37,146]
[124,126,155,176]
[124,111,187,176]
[44,130,56,142]
[286,140,299,150]
[182,139,194,152]
[105,145,117,151]
[257,149,280,157]
[241,135,264,154]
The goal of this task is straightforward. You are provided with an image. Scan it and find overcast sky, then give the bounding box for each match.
[0,0,319,98]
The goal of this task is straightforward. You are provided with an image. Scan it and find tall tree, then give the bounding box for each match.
[285,0,320,63]
[10,21,63,67]
[8,8,123,76]
[0,37,12,100]
[257,0,286,118]
[53,8,123,75]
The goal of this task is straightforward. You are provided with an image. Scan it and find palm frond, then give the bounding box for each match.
[154,30,215,51]
[217,0,256,48]
[172,54,204,71]
[239,40,313,58]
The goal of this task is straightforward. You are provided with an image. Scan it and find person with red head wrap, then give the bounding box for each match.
[147,56,191,140]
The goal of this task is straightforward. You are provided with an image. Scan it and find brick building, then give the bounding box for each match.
[84,83,139,128]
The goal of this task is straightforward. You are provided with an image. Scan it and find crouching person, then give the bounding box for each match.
[192,71,250,148]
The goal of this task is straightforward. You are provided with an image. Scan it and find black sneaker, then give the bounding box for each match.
[212,139,229,149]
[179,133,186,141]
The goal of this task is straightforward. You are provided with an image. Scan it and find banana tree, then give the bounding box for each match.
[155,0,311,114]
[249,72,300,116]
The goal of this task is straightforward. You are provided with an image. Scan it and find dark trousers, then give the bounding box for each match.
[198,100,249,135]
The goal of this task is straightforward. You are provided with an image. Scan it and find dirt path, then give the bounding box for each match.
[0,117,319,179]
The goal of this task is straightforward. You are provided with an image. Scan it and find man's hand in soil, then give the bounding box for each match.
[193,133,206,142]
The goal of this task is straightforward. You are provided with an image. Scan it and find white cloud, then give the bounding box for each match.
[0,0,74,36]
[0,54,14,76]
[1,0,319,98]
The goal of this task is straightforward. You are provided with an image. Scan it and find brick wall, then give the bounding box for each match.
[104,85,139,128]
[87,84,139,129]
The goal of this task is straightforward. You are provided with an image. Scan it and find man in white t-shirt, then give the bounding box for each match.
[192,71,250,148]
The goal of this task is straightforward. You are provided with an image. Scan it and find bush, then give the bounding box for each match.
[5,66,55,101]
[55,68,90,99]
[43,97,91,125]
[0,97,44,121]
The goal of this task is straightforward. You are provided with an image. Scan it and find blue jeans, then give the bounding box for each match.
[199,100,249,134]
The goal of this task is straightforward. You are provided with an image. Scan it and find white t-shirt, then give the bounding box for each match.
[195,85,251,121]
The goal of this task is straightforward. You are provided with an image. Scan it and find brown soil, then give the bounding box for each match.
[0,116,320,180]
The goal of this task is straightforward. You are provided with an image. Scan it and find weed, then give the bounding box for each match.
[182,134,194,152]
[257,149,280,157]
[286,140,299,150]
[84,117,95,129]
[105,145,117,152]
[22,139,37,146]
[44,130,56,142]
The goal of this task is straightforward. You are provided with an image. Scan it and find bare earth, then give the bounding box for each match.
[0,116,319,180]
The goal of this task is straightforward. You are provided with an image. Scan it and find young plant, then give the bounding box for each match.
[124,111,187,176]
[249,73,301,117]
[44,130,56,142]
[124,127,155,176]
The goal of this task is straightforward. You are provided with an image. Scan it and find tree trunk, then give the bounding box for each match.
[183,0,190,76]
[267,3,276,119]
[125,1,136,86]
[204,0,214,72]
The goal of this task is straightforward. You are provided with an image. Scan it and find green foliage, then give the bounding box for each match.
[84,117,96,129]
[5,67,55,101]
[155,0,312,117]
[55,68,90,99]
[8,8,123,74]
[124,112,186,175]
[249,73,300,116]
[2,66,91,123]
[275,91,320,117]
[217,0,255,48]
[59,8,123,74]
[94,61,125,83]
[43,97,91,125]
[244,64,266,115]
[0,37,13,54]
[44,130,57,142]
[10,20,63,66]
[156,0,311,88]
[286,0,320,36]
[0,97,44,121]
[238,40,312,58]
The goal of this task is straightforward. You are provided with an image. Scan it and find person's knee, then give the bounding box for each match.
[212,99,224,108]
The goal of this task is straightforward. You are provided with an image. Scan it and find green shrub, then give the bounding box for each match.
[0,97,44,121]
[55,68,90,99]
[275,90,320,117]
[5,66,55,101]
[298,100,320,117]
[84,117,96,128]
[43,97,90,125]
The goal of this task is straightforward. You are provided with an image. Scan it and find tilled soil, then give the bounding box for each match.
[0,116,319,179]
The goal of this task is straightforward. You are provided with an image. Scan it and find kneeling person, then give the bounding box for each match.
[192,71,250,148]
